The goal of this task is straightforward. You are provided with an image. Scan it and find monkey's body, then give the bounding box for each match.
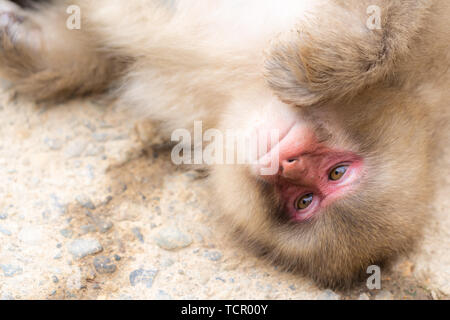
[0,0,448,288]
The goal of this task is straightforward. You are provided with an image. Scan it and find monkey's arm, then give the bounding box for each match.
[265,0,435,106]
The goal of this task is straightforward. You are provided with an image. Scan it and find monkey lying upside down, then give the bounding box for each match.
[1,0,449,288]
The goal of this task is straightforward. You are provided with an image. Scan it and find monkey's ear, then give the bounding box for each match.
[264,1,432,106]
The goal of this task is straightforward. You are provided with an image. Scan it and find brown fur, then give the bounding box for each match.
[0,0,448,288]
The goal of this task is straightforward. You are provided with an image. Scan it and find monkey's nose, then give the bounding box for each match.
[280,158,307,180]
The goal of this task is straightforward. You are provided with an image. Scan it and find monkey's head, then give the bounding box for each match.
[211,90,432,288]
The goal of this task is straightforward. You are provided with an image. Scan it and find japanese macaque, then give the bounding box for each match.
[1,0,449,288]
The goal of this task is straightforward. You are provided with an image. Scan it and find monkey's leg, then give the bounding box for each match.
[0,0,122,101]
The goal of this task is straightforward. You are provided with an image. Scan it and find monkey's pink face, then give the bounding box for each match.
[255,122,363,222]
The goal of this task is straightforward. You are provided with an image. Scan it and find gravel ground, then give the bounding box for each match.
[0,87,448,300]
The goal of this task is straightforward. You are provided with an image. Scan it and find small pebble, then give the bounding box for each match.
[129,269,158,288]
[0,226,12,236]
[84,121,97,132]
[65,140,87,158]
[132,227,144,243]
[0,264,23,277]
[76,195,96,210]
[97,220,113,233]
[44,138,63,151]
[93,256,117,274]
[204,251,223,261]
[375,290,394,300]
[52,276,59,284]
[68,239,103,259]
[80,224,97,234]
[85,144,105,157]
[358,293,371,300]
[92,133,109,142]
[1,294,14,301]
[60,228,73,238]
[154,226,192,251]
[160,258,174,267]
[155,290,172,300]
[103,196,113,205]
[317,289,340,300]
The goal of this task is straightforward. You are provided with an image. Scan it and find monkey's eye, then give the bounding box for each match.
[329,165,348,181]
[295,193,314,211]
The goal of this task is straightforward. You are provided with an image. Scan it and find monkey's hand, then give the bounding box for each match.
[264,0,432,106]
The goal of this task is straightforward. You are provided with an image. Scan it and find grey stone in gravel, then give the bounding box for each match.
[68,239,103,259]
[114,254,121,261]
[129,269,158,288]
[92,133,109,142]
[358,293,371,300]
[44,138,63,151]
[1,294,14,300]
[50,194,67,215]
[204,251,223,261]
[52,276,59,284]
[154,226,193,251]
[93,256,117,274]
[0,264,23,277]
[160,258,174,267]
[65,140,87,158]
[86,165,95,180]
[76,195,96,210]
[132,227,144,243]
[0,212,8,220]
[102,196,113,205]
[85,210,113,233]
[0,226,12,236]
[60,228,73,238]
[85,144,105,157]
[97,220,113,233]
[84,121,97,132]
[317,289,340,300]
[112,134,129,141]
[80,224,97,234]
[155,290,172,300]
[375,290,394,300]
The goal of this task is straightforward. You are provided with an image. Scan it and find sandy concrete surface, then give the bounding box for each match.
[0,87,448,300]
